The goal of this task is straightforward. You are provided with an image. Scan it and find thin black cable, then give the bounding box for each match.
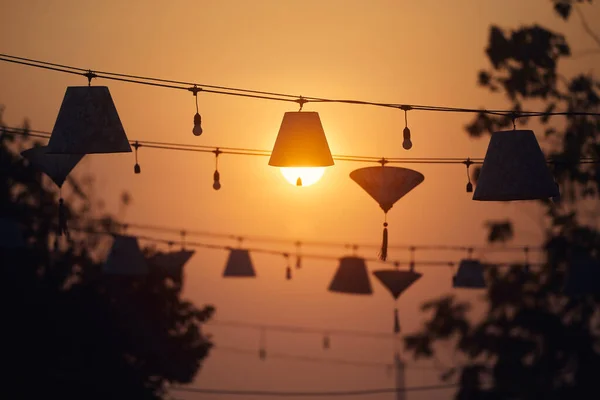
[2,53,600,117]
[168,383,458,396]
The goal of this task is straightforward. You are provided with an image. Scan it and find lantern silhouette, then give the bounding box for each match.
[350,165,424,260]
[473,130,559,201]
[147,249,195,280]
[564,252,600,296]
[328,256,373,295]
[269,111,334,187]
[0,217,25,249]
[223,248,256,277]
[103,235,149,275]
[21,145,84,240]
[373,269,422,333]
[46,86,132,155]
[453,259,486,289]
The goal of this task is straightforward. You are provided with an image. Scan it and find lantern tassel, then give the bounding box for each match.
[394,308,400,334]
[58,198,69,239]
[380,222,388,261]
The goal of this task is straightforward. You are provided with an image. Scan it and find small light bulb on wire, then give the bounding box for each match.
[133,141,141,174]
[401,106,412,150]
[463,158,473,193]
[212,148,222,190]
[190,85,203,136]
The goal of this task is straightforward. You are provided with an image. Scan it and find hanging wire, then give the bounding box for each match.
[2,53,600,117]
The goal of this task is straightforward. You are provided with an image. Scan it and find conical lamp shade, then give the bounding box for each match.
[328,256,373,295]
[0,217,26,249]
[373,269,422,299]
[46,86,132,155]
[147,250,195,279]
[268,112,334,167]
[223,249,256,277]
[21,145,84,188]
[453,259,486,289]
[350,166,424,213]
[473,130,558,201]
[103,235,148,275]
[564,252,600,296]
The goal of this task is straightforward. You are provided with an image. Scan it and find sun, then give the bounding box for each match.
[280,167,326,187]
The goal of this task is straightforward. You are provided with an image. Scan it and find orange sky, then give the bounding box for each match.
[2,1,600,399]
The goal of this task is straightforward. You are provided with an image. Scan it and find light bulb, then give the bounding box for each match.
[280,167,325,187]
[134,163,141,174]
[193,112,203,136]
[213,170,221,190]
[402,127,412,150]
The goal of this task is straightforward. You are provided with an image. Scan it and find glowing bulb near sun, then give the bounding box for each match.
[280,167,326,187]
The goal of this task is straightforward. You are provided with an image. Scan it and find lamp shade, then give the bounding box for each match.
[0,217,25,249]
[103,235,148,275]
[328,256,373,295]
[223,248,256,277]
[147,250,195,280]
[373,269,422,299]
[473,130,558,201]
[564,252,600,296]
[46,86,132,155]
[453,259,486,289]
[21,145,84,188]
[350,166,424,213]
[268,112,334,167]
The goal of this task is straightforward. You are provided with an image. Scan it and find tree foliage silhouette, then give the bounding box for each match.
[0,109,214,399]
[404,1,600,399]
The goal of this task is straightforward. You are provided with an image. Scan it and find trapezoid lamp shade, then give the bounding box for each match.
[453,259,486,289]
[147,249,195,280]
[103,235,149,276]
[328,256,373,295]
[268,111,334,168]
[473,130,559,201]
[46,86,132,155]
[223,248,256,277]
[372,269,422,299]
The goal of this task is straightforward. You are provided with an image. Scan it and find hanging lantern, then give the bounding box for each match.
[0,217,25,249]
[223,248,256,277]
[373,269,422,333]
[268,111,334,187]
[564,252,600,297]
[350,165,424,260]
[328,256,373,295]
[453,259,486,289]
[103,235,149,275]
[473,130,559,201]
[21,145,84,188]
[46,86,132,155]
[147,249,195,280]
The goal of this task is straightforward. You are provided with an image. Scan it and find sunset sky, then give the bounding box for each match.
[2,1,600,399]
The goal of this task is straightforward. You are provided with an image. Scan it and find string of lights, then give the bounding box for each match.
[68,225,543,269]
[167,383,458,396]
[2,53,600,119]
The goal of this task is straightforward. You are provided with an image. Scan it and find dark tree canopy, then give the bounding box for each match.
[0,110,214,399]
[405,2,600,399]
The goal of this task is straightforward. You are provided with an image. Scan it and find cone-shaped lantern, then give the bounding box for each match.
[564,252,600,296]
[473,130,558,201]
[147,250,195,280]
[0,217,25,249]
[373,269,422,333]
[223,248,256,277]
[328,256,373,295]
[453,259,486,289]
[46,86,132,154]
[21,146,84,188]
[350,166,424,260]
[103,235,148,275]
